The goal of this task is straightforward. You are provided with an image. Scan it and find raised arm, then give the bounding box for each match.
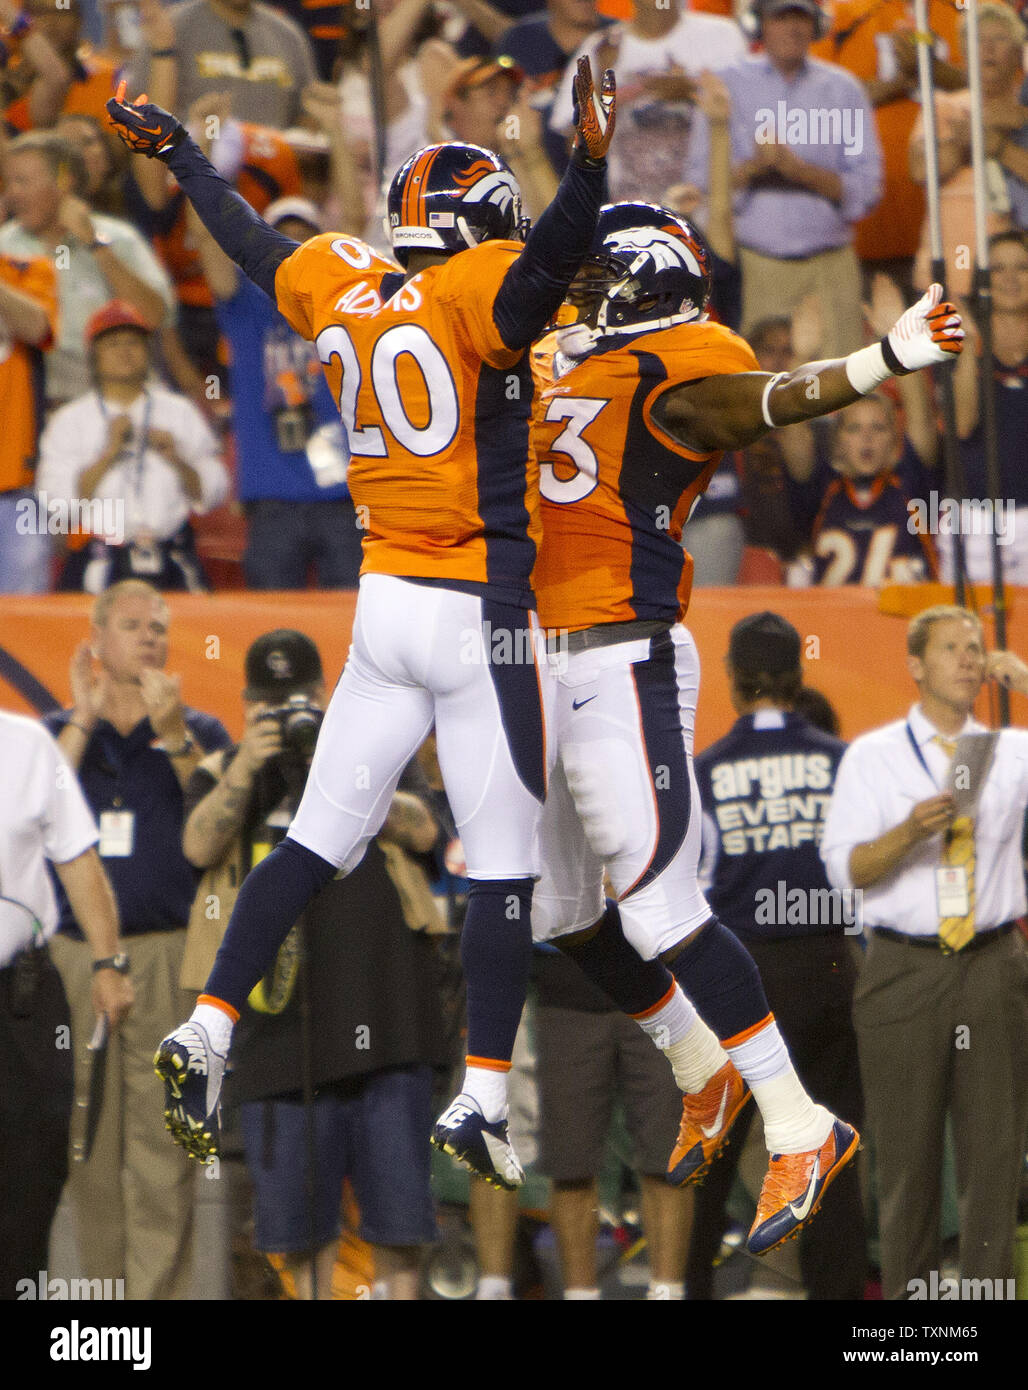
[492,58,614,351]
[653,286,964,454]
[106,84,298,301]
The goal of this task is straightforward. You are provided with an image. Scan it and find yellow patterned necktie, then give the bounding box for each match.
[935,737,976,952]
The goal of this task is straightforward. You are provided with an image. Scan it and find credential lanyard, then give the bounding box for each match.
[906,722,941,791]
[98,390,152,516]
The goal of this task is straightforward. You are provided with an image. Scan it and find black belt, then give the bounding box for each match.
[547,619,671,657]
[872,922,1017,955]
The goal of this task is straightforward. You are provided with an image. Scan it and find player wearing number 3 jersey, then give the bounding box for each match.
[106,62,616,1190]
[526,200,964,1254]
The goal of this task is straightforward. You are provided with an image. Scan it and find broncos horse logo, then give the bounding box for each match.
[601,224,708,280]
[451,159,520,215]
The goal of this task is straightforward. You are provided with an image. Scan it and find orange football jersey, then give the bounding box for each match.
[0,252,57,492]
[532,321,759,631]
[274,233,538,601]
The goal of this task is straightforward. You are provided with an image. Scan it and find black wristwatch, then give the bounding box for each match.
[92,952,131,974]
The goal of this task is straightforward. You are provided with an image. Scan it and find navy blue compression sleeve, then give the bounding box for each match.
[162,137,299,301]
[492,157,608,352]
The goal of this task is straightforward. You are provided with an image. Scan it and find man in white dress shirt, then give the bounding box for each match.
[36,300,228,592]
[0,709,132,1300]
[821,605,1028,1300]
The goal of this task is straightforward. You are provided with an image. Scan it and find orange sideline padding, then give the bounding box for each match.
[1,587,1024,747]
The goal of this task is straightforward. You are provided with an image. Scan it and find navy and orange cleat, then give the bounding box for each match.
[431,1095,525,1192]
[153,1022,225,1164]
[667,1060,752,1186]
[747,1117,860,1255]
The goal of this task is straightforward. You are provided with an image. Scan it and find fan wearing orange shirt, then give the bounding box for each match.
[526,199,965,1255]
[0,249,57,592]
[106,60,616,1193]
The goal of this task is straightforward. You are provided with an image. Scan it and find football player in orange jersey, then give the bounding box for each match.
[106,61,615,1193]
[526,200,964,1255]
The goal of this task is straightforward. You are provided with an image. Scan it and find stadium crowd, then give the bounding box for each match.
[0,0,1027,1303]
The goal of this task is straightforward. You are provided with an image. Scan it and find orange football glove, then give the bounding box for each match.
[572,56,616,164]
[106,79,186,159]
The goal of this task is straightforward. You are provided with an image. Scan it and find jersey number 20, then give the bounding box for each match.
[316,323,460,458]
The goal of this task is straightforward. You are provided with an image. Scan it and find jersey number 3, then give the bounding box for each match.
[538,397,607,504]
[316,322,460,458]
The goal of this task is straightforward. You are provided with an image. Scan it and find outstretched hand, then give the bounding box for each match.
[884,283,964,372]
[573,56,616,163]
[106,79,186,159]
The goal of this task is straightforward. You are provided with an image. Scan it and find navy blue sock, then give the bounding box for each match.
[558,900,675,1016]
[667,916,771,1041]
[461,878,533,1065]
[205,838,337,1014]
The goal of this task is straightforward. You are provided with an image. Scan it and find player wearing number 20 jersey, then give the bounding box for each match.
[105,59,617,1186]
[273,232,540,604]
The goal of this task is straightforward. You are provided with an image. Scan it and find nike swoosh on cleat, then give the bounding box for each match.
[700,1083,730,1139]
[788,1156,821,1222]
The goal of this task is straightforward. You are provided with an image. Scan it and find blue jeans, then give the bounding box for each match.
[244,499,364,589]
[0,492,51,593]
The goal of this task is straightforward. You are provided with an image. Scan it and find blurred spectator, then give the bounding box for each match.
[0,709,130,1302]
[821,605,1028,1300]
[550,0,745,202]
[734,309,820,564]
[441,54,521,147]
[691,613,866,1300]
[3,0,120,134]
[679,457,745,586]
[0,0,73,129]
[0,131,174,406]
[180,631,447,1299]
[45,579,230,1300]
[910,3,1028,297]
[190,196,363,588]
[492,0,611,175]
[0,242,56,593]
[810,0,965,295]
[129,0,318,129]
[951,229,1028,585]
[784,275,939,589]
[36,300,228,592]
[56,111,129,216]
[685,0,881,356]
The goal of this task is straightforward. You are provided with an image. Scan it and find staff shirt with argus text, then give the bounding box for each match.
[0,713,98,967]
[821,702,1028,936]
[695,709,846,942]
[43,706,231,940]
[0,251,57,493]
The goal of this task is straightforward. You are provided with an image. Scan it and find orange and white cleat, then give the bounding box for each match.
[747,1118,860,1255]
[666,1060,751,1187]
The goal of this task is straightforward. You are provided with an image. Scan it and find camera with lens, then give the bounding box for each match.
[259,693,324,757]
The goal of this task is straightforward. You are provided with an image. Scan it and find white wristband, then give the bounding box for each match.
[845,342,892,395]
[761,372,788,427]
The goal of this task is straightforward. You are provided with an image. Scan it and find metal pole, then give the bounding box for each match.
[964,0,1010,724]
[913,0,967,603]
[363,12,388,196]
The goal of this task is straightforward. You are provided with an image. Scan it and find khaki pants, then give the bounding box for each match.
[740,244,864,359]
[854,929,1028,1300]
[51,930,196,1300]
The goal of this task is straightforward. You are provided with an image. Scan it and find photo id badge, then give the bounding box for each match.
[99,810,135,858]
[936,866,970,918]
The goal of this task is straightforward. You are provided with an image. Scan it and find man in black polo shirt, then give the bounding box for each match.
[181,631,449,1299]
[46,578,230,1300]
[688,612,866,1300]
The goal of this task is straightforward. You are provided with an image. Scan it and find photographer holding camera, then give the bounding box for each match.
[181,630,449,1299]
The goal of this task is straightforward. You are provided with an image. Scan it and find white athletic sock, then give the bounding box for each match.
[476,1275,513,1300]
[564,1287,601,1300]
[722,1018,832,1153]
[458,1067,508,1124]
[647,1281,685,1301]
[634,987,729,1092]
[190,1002,233,1056]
